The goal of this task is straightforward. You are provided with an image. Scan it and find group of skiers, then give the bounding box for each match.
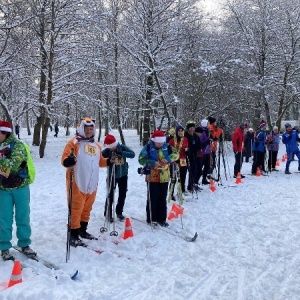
[1,116,300,259]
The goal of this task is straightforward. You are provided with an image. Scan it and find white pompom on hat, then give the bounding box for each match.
[104,134,118,148]
[0,120,12,133]
[201,119,208,127]
[151,130,166,143]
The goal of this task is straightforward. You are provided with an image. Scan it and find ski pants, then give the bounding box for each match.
[268,150,278,170]
[285,150,300,171]
[69,183,97,229]
[104,175,128,217]
[146,182,168,223]
[0,185,31,250]
[234,152,243,176]
[252,151,265,173]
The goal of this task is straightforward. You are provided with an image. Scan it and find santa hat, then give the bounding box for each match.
[104,134,118,148]
[0,120,12,133]
[151,130,166,143]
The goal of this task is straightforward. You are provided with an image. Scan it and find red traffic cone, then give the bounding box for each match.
[235,172,243,184]
[209,179,216,192]
[256,167,262,177]
[168,203,179,220]
[8,260,22,287]
[122,218,134,239]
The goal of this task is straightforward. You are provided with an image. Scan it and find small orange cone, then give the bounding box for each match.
[256,167,262,177]
[235,172,243,184]
[276,159,280,167]
[122,218,134,239]
[168,203,179,220]
[8,260,22,288]
[209,179,216,192]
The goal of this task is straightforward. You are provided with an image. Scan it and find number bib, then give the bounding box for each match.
[85,144,98,156]
[180,159,187,166]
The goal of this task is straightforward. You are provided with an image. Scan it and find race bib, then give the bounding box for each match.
[114,156,124,165]
[85,144,98,156]
[180,159,187,166]
[0,165,11,178]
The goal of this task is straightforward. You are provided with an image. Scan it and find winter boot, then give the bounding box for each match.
[79,222,97,240]
[158,221,169,227]
[117,214,126,221]
[21,246,37,258]
[285,170,291,175]
[70,229,87,247]
[1,249,15,261]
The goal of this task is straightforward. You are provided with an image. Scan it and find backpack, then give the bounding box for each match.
[10,141,36,184]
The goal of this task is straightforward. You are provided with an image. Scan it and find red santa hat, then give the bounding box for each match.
[151,130,166,143]
[0,120,12,133]
[104,134,118,148]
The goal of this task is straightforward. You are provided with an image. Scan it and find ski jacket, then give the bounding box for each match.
[266,132,280,152]
[61,136,107,194]
[168,136,188,167]
[200,127,211,154]
[252,130,267,152]
[102,143,135,178]
[138,141,179,183]
[282,130,300,153]
[244,131,254,157]
[209,124,223,152]
[0,135,30,190]
[184,131,201,161]
[232,127,244,152]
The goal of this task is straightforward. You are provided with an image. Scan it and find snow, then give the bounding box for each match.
[1,128,300,299]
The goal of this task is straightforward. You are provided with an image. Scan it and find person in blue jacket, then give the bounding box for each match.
[102,134,135,222]
[251,121,267,175]
[282,123,300,174]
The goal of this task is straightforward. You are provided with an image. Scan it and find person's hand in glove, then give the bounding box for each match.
[63,155,76,168]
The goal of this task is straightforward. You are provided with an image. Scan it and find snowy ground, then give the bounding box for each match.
[1,127,300,300]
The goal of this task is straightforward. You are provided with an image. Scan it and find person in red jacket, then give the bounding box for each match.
[232,123,247,178]
[168,125,189,197]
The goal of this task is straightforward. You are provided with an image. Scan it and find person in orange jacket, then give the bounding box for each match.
[208,116,223,172]
[61,117,108,247]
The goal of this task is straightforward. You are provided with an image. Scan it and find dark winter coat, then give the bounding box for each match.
[102,143,135,179]
[244,131,254,157]
[184,131,201,161]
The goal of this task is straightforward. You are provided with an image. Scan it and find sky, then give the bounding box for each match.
[0,127,300,299]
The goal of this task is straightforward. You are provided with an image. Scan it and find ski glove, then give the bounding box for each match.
[63,156,76,168]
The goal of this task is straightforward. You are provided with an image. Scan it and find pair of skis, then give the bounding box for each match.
[130,217,198,242]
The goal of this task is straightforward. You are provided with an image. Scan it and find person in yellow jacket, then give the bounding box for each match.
[61,118,108,247]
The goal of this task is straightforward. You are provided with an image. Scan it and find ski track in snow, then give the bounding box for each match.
[0,128,300,299]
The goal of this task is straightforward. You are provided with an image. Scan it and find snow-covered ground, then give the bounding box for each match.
[1,127,300,300]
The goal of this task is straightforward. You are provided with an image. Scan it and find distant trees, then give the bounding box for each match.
[1,0,300,154]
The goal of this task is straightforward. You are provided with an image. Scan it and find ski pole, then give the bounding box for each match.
[110,164,118,236]
[66,148,75,263]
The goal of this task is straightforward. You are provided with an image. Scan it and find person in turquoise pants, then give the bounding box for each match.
[0,120,36,261]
